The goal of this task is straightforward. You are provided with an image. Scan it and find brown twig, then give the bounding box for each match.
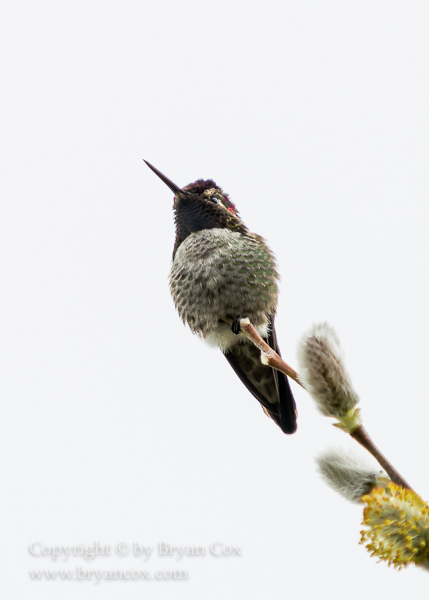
[221,317,304,387]
[223,316,413,491]
[350,425,412,490]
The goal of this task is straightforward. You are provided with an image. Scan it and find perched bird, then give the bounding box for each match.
[145,160,297,434]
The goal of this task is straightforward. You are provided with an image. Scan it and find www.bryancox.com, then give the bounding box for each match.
[29,567,188,584]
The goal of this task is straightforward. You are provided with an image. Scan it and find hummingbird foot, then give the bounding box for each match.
[231,316,244,335]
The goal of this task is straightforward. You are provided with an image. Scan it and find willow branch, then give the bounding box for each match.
[222,316,413,492]
[351,425,412,490]
[221,317,304,388]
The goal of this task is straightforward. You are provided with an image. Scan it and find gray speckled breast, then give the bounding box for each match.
[169,228,279,339]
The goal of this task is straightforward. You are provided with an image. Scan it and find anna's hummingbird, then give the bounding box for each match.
[145,160,297,434]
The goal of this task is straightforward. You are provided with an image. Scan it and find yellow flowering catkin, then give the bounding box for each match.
[361,483,429,569]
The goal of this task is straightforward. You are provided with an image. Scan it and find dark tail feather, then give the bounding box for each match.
[224,319,297,434]
[268,325,297,434]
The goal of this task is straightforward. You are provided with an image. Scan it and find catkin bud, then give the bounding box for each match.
[297,323,361,432]
[361,483,429,570]
[316,448,389,504]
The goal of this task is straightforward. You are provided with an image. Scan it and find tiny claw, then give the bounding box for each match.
[231,316,243,335]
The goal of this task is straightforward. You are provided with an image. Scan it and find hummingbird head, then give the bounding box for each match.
[144,161,247,258]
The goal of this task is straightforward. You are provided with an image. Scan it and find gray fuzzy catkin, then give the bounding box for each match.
[297,323,359,418]
[316,448,388,504]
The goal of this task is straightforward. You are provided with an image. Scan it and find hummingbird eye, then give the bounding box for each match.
[209,195,222,205]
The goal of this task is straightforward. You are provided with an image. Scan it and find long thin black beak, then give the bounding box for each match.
[143,160,189,196]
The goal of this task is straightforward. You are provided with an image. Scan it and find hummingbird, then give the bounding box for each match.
[144,160,297,434]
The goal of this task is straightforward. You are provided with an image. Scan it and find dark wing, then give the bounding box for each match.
[224,318,297,434]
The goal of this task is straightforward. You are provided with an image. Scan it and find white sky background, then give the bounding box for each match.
[1,1,429,597]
